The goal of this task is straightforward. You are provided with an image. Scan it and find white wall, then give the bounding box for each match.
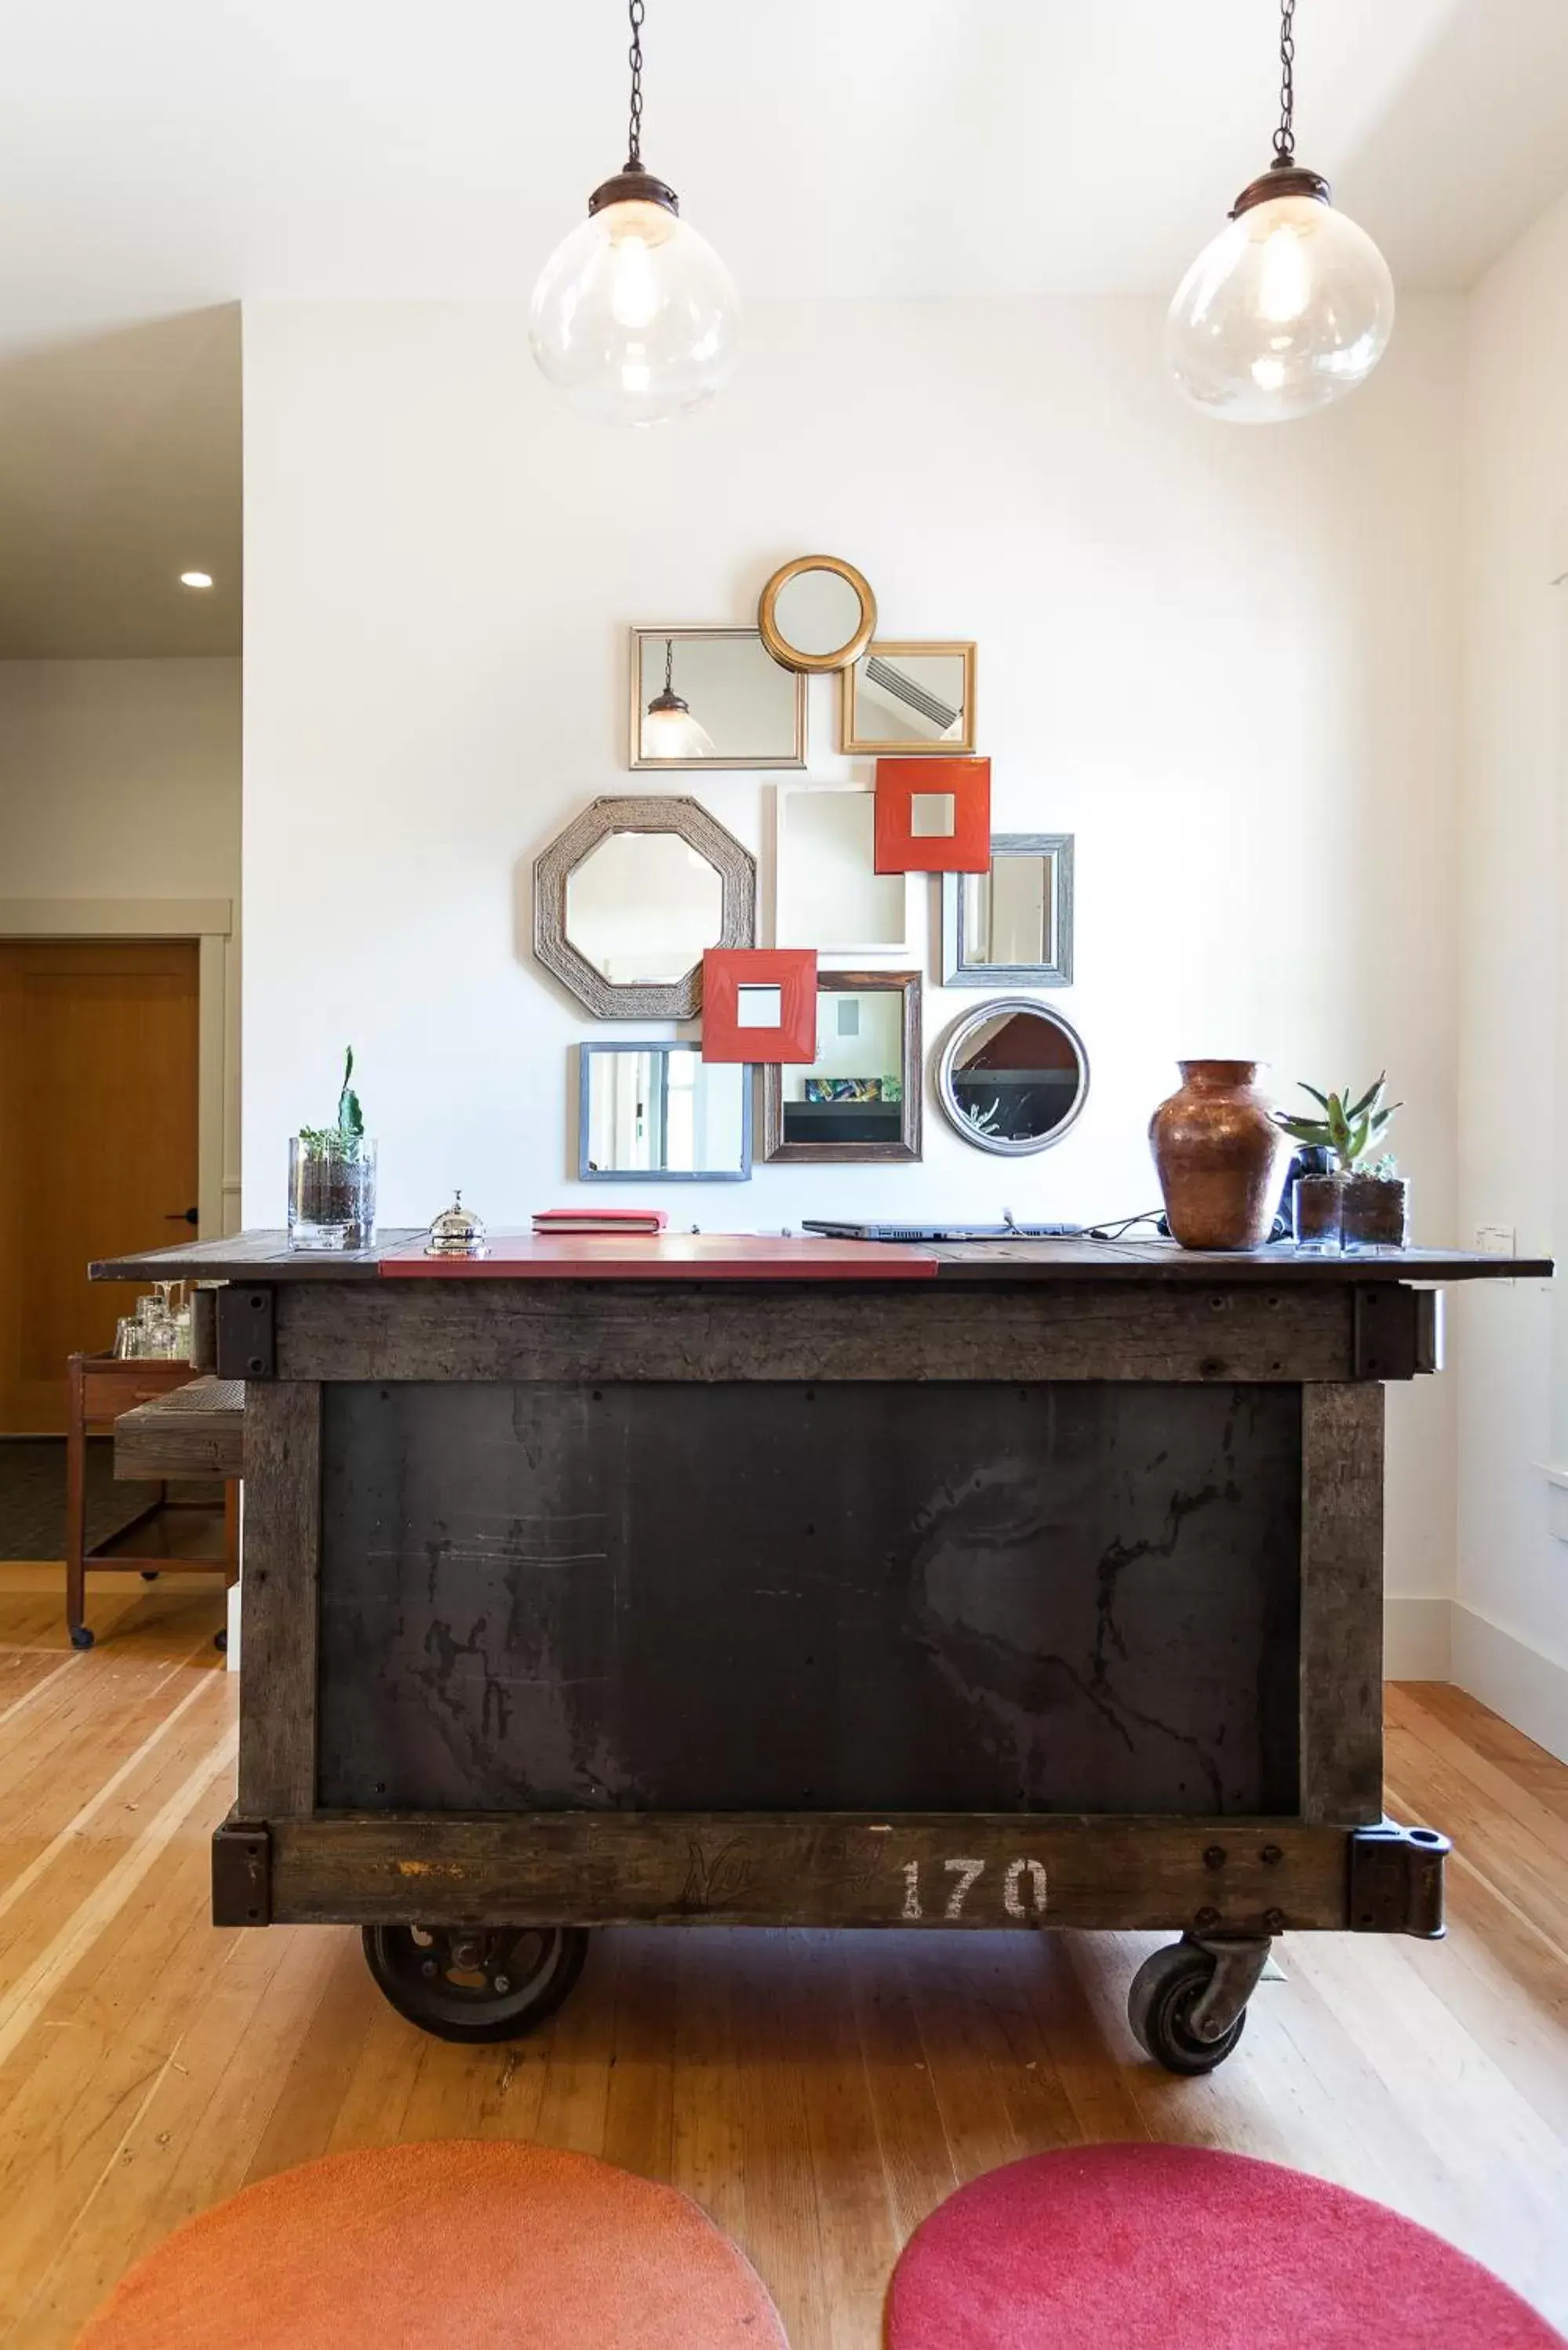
[242,295,1468,1646]
[1457,194,1568,1759]
[0,656,242,1230]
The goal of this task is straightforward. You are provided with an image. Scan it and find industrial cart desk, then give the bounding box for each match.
[92,1229,1549,2072]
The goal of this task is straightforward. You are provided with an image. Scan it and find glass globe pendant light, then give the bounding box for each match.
[529,0,739,427]
[643,638,716,758]
[1166,0,1394,423]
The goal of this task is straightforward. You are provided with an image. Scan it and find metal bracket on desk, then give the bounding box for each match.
[212,1819,272,1926]
[216,1285,275,1381]
[1348,1820,1450,1937]
[1352,1286,1442,1381]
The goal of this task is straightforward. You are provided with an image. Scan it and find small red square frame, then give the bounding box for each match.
[874,756,991,874]
[702,948,819,1063]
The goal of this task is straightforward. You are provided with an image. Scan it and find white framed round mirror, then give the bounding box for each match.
[937,999,1090,1155]
[758,555,877,674]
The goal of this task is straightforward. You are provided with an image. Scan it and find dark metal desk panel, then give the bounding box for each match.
[316,1379,1300,1817]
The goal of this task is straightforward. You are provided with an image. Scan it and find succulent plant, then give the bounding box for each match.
[1276,1074,1400,1173]
[298,1047,366,1159]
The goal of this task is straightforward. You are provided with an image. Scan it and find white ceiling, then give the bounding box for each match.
[2,0,1567,655]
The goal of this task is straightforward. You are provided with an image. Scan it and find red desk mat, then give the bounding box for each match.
[377,1232,937,1280]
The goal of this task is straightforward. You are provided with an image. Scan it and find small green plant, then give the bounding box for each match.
[298,1047,366,1160]
[1276,1074,1400,1173]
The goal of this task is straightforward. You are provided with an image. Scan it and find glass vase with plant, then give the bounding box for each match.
[1276,1075,1407,1252]
[288,1047,378,1251]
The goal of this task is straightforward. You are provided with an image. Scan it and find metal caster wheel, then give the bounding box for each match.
[362,1923,589,2043]
[1127,1936,1265,2075]
[213,1628,227,1653]
[69,1624,95,1650]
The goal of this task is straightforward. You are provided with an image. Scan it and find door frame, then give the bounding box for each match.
[0,898,237,1238]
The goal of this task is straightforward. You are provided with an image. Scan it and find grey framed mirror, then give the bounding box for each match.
[942,834,1074,987]
[579,1045,751,1181]
[533,795,755,1020]
[758,555,877,674]
[937,999,1089,1155]
[842,641,976,755]
[762,969,921,1163]
[630,628,806,771]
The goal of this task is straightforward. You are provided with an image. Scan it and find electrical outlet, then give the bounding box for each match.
[1475,1224,1515,1256]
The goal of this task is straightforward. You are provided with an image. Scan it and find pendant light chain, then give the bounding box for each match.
[1272,0,1297,160]
[664,637,674,694]
[626,0,646,168]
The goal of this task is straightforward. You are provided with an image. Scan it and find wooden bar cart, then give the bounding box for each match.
[92,1230,1548,2072]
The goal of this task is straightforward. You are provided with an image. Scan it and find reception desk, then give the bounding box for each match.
[91,1228,1546,2070]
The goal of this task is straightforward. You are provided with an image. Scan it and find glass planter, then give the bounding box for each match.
[1293,1173,1343,1254]
[1341,1173,1409,1252]
[288,1137,377,1251]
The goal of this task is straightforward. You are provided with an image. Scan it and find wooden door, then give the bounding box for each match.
[0,940,200,1433]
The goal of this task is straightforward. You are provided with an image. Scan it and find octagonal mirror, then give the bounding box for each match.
[535,795,755,1019]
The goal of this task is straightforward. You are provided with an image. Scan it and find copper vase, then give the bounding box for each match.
[1148,1060,1290,1252]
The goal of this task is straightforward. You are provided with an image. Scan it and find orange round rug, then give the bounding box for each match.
[78,2141,788,2349]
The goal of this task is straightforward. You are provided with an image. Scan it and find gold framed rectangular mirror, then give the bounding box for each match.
[630,628,807,770]
[841,640,976,755]
[761,969,922,1163]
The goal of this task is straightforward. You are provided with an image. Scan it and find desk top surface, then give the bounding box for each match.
[90,1229,1554,1286]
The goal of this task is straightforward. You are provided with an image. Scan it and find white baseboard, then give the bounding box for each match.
[1384,1594,1453,1681]
[1450,1603,1568,1763]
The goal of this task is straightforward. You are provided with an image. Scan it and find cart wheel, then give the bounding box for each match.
[1127,1941,1247,2075]
[69,1624,94,1651]
[362,1924,589,2043]
[213,1628,227,1653]
[140,1570,161,1582]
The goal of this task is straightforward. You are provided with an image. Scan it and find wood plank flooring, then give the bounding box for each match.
[0,1564,1563,2346]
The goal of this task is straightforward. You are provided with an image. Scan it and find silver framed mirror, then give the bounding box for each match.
[942,834,1074,987]
[533,795,755,1020]
[579,1044,751,1181]
[629,628,806,771]
[758,555,877,674]
[937,999,1089,1155]
[762,969,921,1163]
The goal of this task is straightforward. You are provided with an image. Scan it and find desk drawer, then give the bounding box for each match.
[79,1362,195,1424]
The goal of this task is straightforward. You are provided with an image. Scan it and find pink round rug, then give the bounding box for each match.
[78,2141,788,2349]
[886,2143,1562,2349]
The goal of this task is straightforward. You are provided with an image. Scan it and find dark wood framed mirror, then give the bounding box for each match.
[761,968,921,1163]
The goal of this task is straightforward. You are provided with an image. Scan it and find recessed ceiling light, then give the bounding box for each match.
[180,571,213,590]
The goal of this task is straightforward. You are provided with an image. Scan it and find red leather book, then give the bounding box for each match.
[532,1208,669,1233]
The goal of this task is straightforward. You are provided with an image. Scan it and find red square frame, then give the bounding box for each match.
[702,948,819,1063]
[874,756,991,873]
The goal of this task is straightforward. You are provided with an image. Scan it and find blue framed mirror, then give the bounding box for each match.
[578,1043,751,1182]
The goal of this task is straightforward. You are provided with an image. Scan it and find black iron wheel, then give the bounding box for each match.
[1127,1941,1247,2075]
[362,1923,589,2043]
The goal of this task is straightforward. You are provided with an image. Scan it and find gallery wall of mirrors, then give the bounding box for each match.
[533,550,1083,1182]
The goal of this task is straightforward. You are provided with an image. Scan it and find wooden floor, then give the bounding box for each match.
[0,1566,1564,2346]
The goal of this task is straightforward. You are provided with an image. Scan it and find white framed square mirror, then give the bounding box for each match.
[842,641,976,755]
[773,784,919,960]
[942,833,1074,987]
[630,628,806,771]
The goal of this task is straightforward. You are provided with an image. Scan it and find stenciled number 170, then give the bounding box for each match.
[900,1856,1048,1921]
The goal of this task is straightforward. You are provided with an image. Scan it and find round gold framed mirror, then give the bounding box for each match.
[758,555,877,674]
